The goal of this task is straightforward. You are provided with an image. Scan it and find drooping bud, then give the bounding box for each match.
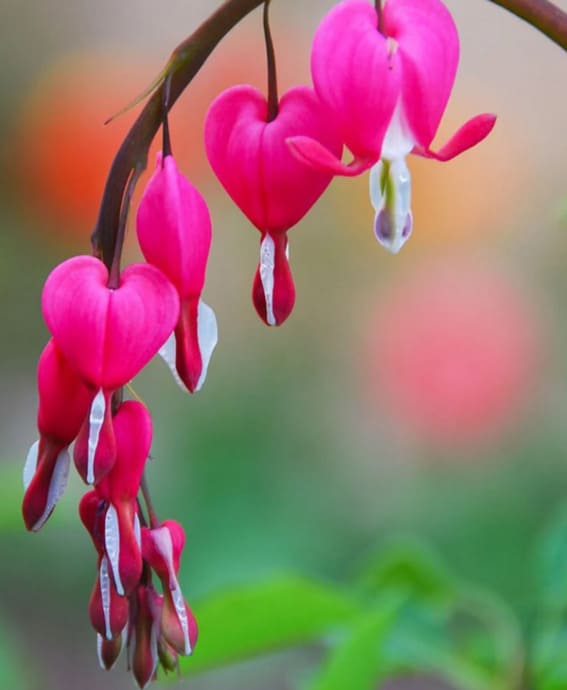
[88,555,130,640]
[95,401,152,595]
[137,153,218,393]
[22,339,92,531]
[97,632,125,671]
[142,520,197,655]
[131,585,161,689]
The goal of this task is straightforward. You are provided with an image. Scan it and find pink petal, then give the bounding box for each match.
[311,0,400,160]
[136,153,212,298]
[252,233,295,327]
[36,339,92,444]
[286,135,374,177]
[98,401,152,501]
[385,0,459,148]
[22,440,70,531]
[413,113,497,162]
[42,256,179,389]
[205,85,342,233]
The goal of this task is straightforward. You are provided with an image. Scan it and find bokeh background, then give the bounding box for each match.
[0,0,566,688]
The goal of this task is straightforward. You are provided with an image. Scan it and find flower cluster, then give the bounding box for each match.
[24,0,496,685]
[23,151,214,686]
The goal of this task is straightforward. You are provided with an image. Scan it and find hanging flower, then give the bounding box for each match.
[288,0,496,253]
[137,152,217,393]
[41,255,179,484]
[205,85,342,325]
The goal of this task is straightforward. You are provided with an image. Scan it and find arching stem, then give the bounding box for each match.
[264,0,279,121]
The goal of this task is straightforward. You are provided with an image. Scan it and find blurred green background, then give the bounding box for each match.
[1,1,567,689]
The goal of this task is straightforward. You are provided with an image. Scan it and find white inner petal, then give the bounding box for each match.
[104,504,124,596]
[171,583,192,655]
[159,331,190,394]
[151,526,178,586]
[195,300,218,392]
[381,99,415,162]
[134,513,142,549]
[259,234,276,327]
[32,447,70,532]
[23,440,39,490]
[87,389,106,485]
[96,634,105,670]
[99,556,113,641]
[150,527,192,655]
[369,156,413,255]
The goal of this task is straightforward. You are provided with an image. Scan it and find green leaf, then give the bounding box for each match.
[356,538,456,606]
[179,575,362,675]
[534,503,567,613]
[308,596,403,690]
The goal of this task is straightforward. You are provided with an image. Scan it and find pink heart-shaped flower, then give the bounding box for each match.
[205,85,342,234]
[42,256,179,389]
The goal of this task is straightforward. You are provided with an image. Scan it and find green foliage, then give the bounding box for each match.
[179,575,361,675]
[530,503,567,690]
[179,539,523,690]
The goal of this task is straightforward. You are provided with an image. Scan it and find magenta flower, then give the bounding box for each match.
[288,0,496,253]
[137,153,218,393]
[80,491,130,642]
[42,255,179,483]
[205,85,342,325]
[142,520,198,656]
[22,339,92,531]
[94,400,152,596]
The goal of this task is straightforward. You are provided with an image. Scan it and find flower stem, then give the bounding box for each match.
[375,0,384,34]
[92,0,266,271]
[107,163,143,289]
[162,75,173,160]
[140,473,160,529]
[263,0,279,122]
[486,0,567,50]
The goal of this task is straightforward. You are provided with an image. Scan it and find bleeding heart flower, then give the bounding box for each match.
[142,520,198,656]
[42,255,179,483]
[288,0,496,253]
[22,339,93,531]
[137,153,218,393]
[80,491,130,641]
[205,85,342,325]
[95,400,152,596]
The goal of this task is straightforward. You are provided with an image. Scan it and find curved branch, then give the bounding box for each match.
[93,0,265,268]
[486,0,567,50]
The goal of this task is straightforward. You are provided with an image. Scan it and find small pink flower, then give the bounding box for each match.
[80,491,130,641]
[205,85,342,325]
[131,585,162,689]
[42,255,179,483]
[22,339,92,531]
[137,153,218,393]
[142,520,198,656]
[288,0,496,253]
[95,401,152,596]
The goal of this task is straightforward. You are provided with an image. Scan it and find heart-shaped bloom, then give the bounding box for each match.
[137,153,218,393]
[205,85,342,325]
[42,255,179,483]
[288,0,496,253]
[80,491,130,641]
[95,400,152,596]
[22,339,93,531]
[142,520,198,656]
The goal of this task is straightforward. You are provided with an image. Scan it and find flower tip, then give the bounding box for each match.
[374,209,413,255]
